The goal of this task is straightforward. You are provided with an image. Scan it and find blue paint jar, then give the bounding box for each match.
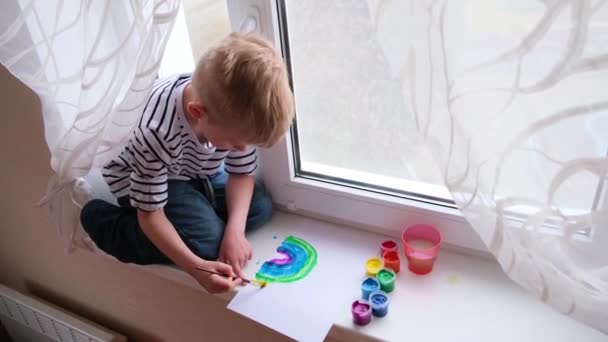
[369,290,390,317]
[361,277,380,300]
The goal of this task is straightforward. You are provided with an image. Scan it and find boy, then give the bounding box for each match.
[80,33,294,294]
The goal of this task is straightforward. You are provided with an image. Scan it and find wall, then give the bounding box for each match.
[0,66,290,341]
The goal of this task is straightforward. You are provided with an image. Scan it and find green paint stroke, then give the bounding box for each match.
[255,236,318,283]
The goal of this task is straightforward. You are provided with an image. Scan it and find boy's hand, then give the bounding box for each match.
[219,228,252,279]
[137,209,240,293]
[189,259,243,294]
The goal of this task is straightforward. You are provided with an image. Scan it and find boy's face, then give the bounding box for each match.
[186,94,252,151]
[199,119,249,151]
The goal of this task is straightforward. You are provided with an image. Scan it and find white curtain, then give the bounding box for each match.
[0,0,180,250]
[370,0,608,333]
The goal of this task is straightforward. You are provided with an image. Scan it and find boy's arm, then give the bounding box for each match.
[138,209,242,293]
[137,209,201,271]
[225,174,255,232]
[127,126,240,293]
[219,174,255,277]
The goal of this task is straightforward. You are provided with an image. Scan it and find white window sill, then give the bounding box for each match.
[117,211,604,342]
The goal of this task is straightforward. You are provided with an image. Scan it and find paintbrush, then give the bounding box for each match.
[195,267,267,288]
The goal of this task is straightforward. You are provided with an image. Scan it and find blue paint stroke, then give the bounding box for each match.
[255,236,317,283]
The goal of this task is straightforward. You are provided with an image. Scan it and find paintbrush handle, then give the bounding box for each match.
[195,267,251,283]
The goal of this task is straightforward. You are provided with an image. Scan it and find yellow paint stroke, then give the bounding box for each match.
[447,275,460,285]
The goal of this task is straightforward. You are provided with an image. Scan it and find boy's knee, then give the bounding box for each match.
[166,200,226,261]
[187,221,224,260]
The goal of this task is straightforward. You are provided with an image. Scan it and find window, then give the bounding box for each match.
[224,0,487,250]
[182,0,232,60]
[280,1,452,206]
[161,0,231,77]
[250,0,603,245]
[173,0,604,249]
[172,0,488,251]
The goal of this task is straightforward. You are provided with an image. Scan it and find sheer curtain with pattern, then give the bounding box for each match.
[369,0,608,332]
[0,0,180,250]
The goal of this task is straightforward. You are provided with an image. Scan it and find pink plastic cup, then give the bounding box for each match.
[402,224,442,275]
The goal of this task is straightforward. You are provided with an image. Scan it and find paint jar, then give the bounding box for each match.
[380,240,398,255]
[361,277,380,300]
[369,291,390,317]
[351,300,372,325]
[382,250,400,273]
[365,257,384,277]
[376,268,396,293]
[402,224,442,275]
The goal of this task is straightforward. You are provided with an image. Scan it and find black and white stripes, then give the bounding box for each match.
[102,73,257,211]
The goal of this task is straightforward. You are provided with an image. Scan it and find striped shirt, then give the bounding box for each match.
[102,73,257,211]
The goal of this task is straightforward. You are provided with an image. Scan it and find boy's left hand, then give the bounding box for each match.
[219,227,252,278]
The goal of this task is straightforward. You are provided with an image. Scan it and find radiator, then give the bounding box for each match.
[0,283,126,342]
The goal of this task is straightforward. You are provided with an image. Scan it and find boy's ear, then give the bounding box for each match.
[187,102,205,119]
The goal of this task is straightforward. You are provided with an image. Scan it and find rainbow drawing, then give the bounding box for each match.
[255,236,318,283]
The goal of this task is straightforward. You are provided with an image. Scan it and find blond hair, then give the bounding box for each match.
[192,32,294,147]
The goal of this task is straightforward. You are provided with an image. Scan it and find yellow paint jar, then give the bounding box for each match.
[365,257,384,276]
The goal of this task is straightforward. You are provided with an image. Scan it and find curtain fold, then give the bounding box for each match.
[0,0,180,250]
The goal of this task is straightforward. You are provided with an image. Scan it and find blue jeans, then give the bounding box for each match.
[80,172,273,265]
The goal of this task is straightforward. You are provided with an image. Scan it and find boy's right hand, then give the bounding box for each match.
[189,260,243,294]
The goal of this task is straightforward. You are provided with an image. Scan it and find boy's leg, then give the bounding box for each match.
[210,170,273,232]
[80,199,170,264]
[162,179,226,261]
[81,179,227,264]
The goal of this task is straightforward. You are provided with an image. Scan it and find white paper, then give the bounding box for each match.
[228,232,353,342]
[228,274,334,341]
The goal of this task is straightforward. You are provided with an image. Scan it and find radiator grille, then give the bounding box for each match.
[0,284,125,342]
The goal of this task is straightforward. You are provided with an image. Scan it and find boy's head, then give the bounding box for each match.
[187,32,294,150]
